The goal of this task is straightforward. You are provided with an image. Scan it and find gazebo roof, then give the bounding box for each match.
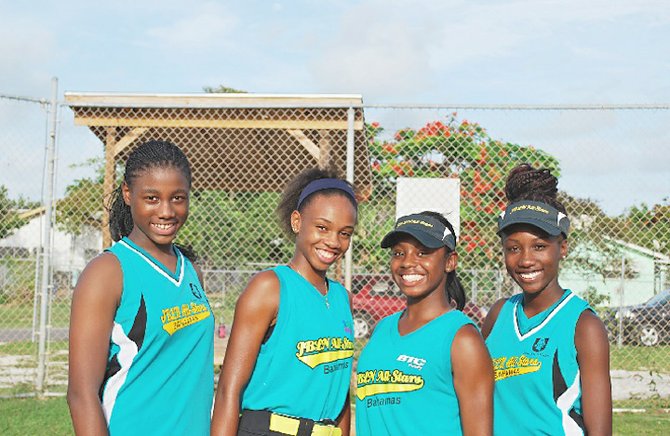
[64,92,371,193]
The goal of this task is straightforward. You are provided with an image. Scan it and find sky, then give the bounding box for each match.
[0,0,669,215]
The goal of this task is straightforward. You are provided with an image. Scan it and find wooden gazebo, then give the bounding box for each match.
[65,93,372,247]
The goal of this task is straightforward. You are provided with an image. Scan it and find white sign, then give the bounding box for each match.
[396,177,461,237]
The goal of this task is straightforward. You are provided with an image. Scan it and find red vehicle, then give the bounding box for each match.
[351,275,488,339]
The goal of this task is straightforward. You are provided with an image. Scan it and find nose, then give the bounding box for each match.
[324,231,342,249]
[517,248,534,267]
[158,200,176,219]
[401,252,418,268]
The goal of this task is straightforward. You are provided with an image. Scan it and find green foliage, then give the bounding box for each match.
[608,199,670,256]
[203,85,247,93]
[560,195,640,280]
[0,185,34,239]
[579,286,610,308]
[55,158,106,235]
[179,191,287,268]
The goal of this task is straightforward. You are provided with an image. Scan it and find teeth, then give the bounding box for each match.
[317,249,335,260]
[153,223,173,230]
[402,274,423,283]
[519,271,541,280]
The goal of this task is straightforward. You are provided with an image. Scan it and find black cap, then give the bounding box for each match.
[497,200,570,237]
[380,213,456,250]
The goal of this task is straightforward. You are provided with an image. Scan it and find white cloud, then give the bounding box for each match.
[144,2,239,53]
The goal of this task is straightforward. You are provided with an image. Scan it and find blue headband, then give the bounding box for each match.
[296,178,357,210]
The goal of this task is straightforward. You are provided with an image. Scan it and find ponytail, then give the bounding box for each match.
[107,184,134,242]
[446,270,466,310]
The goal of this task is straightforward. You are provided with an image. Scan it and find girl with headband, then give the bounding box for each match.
[212,167,358,436]
[482,164,612,435]
[355,211,493,435]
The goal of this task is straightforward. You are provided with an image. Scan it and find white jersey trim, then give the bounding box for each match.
[118,240,184,286]
[513,292,577,341]
[102,322,139,423]
[557,370,583,435]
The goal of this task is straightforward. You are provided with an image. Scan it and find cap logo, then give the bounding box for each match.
[509,204,550,215]
[397,219,434,229]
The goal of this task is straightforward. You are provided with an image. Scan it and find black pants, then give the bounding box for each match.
[237,410,316,436]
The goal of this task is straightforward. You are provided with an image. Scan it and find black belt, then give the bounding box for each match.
[239,410,341,436]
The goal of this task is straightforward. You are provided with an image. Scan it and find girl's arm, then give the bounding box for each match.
[480,298,507,339]
[67,253,123,435]
[452,324,494,436]
[575,310,612,435]
[336,391,351,436]
[211,271,280,436]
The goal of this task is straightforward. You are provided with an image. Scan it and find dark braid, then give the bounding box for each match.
[419,211,466,310]
[107,140,197,261]
[504,163,566,214]
[276,166,357,240]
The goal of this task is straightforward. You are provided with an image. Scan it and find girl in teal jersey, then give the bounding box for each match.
[211,167,358,436]
[355,211,493,436]
[68,141,214,435]
[482,164,612,435]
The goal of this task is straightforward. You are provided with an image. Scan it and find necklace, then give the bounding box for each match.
[287,263,330,308]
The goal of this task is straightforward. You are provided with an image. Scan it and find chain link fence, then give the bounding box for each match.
[0,89,668,410]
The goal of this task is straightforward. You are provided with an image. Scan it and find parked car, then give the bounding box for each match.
[351,274,488,339]
[603,288,670,346]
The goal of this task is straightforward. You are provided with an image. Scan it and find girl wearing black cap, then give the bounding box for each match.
[482,164,612,435]
[355,211,493,436]
[211,167,358,436]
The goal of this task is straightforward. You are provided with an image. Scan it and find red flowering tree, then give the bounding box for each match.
[358,114,560,272]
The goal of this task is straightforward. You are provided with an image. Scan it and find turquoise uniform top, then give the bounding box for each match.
[241,265,354,421]
[486,290,591,436]
[101,237,214,435]
[355,310,475,436]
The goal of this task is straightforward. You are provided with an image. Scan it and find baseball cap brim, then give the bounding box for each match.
[380,228,446,249]
[497,218,563,237]
[497,200,569,237]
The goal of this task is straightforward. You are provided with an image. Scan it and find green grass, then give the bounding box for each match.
[0,397,72,435]
[0,396,667,435]
[610,345,670,372]
[0,302,71,328]
[613,411,670,435]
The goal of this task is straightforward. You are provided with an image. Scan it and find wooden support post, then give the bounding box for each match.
[317,130,332,168]
[102,127,117,248]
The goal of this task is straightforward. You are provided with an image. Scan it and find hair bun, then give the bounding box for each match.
[504,164,558,203]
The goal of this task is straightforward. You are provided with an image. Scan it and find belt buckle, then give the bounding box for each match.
[269,413,300,435]
[312,424,341,436]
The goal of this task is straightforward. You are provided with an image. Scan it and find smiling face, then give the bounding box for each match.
[389,234,456,303]
[291,193,357,275]
[501,223,568,299]
[122,165,190,252]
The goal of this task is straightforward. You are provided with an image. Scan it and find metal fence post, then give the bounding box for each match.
[617,254,625,348]
[344,107,355,291]
[36,77,58,392]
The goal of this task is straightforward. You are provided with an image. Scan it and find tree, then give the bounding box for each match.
[55,158,106,235]
[203,85,247,94]
[0,185,36,239]
[363,113,561,273]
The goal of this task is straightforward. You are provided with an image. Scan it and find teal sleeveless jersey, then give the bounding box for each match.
[241,265,354,421]
[355,310,475,436]
[101,237,214,435]
[486,290,591,435]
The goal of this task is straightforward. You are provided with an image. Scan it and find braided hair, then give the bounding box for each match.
[419,211,466,310]
[107,140,197,261]
[276,166,357,240]
[504,164,566,214]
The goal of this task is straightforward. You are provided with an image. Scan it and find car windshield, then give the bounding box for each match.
[645,289,670,306]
